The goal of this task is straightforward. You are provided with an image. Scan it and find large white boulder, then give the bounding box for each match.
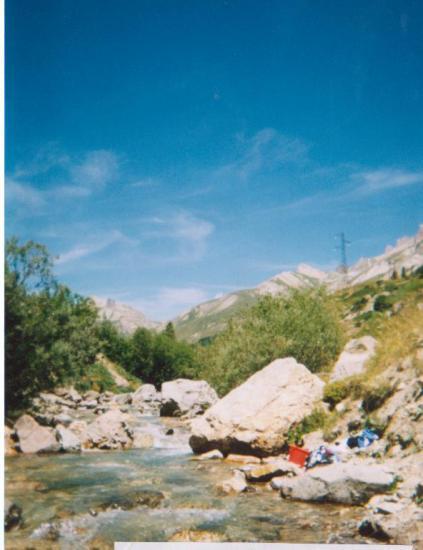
[83,410,133,450]
[56,425,81,452]
[279,463,395,504]
[132,384,162,414]
[14,415,60,454]
[330,336,377,381]
[189,357,324,456]
[160,379,218,418]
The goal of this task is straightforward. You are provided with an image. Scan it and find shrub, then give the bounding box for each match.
[5,238,100,412]
[75,363,118,393]
[323,377,365,408]
[198,288,345,395]
[287,407,328,445]
[360,383,394,414]
[373,294,395,312]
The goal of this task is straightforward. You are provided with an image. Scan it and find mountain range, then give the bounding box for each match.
[93,225,423,342]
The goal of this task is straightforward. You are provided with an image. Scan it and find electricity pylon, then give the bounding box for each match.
[335,232,351,274]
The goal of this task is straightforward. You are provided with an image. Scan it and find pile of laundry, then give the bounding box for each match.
[303,428,380,470]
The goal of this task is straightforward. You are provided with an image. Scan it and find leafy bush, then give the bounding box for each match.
[373,294,395,312]
[287,407,328,445]
[75,363,120,393]
[360,383,394,414]
[198,288,345,395]
[323,377,365,408]
[98,324,200,389]
[5,238,100,412]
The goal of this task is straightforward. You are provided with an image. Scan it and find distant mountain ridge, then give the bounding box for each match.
[92,296,161,334]
[93,225,423,341]
[173,225,423,342]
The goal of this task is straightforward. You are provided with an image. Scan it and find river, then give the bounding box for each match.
[5,416,367,548]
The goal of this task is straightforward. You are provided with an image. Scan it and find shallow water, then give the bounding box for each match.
[6,416,367,548]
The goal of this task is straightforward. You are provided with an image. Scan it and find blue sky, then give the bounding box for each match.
[6,0,423,320]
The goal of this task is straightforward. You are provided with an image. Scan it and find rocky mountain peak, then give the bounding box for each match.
[92,296,161,334]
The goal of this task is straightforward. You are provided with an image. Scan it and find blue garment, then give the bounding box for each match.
[305,445,339,469]
[348,428,379,449]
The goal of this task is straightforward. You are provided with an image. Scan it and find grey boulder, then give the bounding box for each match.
[14,414,61,454]
[160,379,218,418]
[279,463,395,505]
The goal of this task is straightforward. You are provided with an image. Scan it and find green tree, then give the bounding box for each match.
[5,238,100,412]
[97,320,131,366]
[129,327,154,381]
[163,321,176,340]
[198,288,345,395]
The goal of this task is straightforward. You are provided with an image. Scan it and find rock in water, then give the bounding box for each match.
[14,414,61,454]
[84,410,133,450]
[189,357,324,456]
[132,384,162,413]
[160,379,218,418]
[4,502,23,531]
[216,470,248,494]
[278,463,395,504]
[330,336,377,381]
[55,425,81,452]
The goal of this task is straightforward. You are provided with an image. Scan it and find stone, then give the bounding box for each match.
[279,463,395,505]
[55,425,81,452]
[131,432,154,449]
[55,387,82,403]
[169,530,224,542]
[5,502,23,531]
[160,379,218,418]
[132,384,161,404]
[216,470,248,495]
[244,459,302,482]
[39,392,71,408]
[190,358,324,456]
[68,420,88,440]
[14,415,61,454]
[190,449,224,461]
[4,426,17,456]
[84,410,133,450]
[83,390,100,401]
[225,454,261,464]
[359,503,423,545]
[79,399,98,409]
[53,413,73,427]
[113,393,132,406]
[330,336,377,381]
[95,490,165,512]
[271,476,294,490]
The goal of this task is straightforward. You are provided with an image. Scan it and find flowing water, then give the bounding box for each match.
[5,416,367,548]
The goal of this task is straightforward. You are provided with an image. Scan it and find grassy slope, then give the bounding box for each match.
[303,274,423,442]
[174,289,258,343]
[76,355,141,394]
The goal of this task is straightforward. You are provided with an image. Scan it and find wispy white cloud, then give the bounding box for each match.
[6,148,121,210]
[130,177,159,188]
[352,168,423,195]
[13,143,70,179]
[5,178,45,208]
[217,128,309,181]
[71,150,119,189]
[56,230,135,266]
[149,212,215,262]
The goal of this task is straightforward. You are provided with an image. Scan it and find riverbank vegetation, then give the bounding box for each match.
[196,288,345,395]
[5,237,347,411]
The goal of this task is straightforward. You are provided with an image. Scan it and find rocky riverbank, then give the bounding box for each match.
[186,354,423,547]
[5,347,423,547]
[5,379,217,455]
